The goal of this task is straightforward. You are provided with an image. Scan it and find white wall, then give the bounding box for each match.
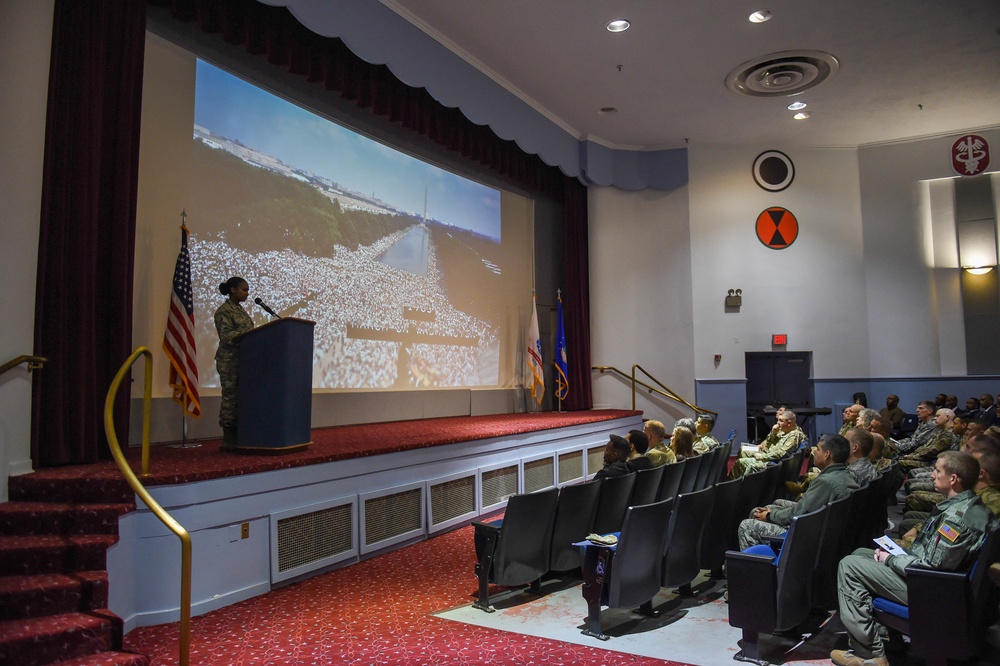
[588,184,696,426]
[0,0,53,500]
[689,145,867,380]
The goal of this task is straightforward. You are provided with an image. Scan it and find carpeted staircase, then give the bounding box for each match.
[0,472,149,665]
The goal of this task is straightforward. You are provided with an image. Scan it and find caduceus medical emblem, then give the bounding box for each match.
[952,134,990,176]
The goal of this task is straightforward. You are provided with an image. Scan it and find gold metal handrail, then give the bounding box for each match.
[592,364,717,416]
[104,347,191,666]
[0,355,48,376]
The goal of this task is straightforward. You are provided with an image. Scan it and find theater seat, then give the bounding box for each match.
[548,480,602,573]
[726,504,827,664]
[472,487,559,612]
[872,524,1000,666]
[579,497,674,640]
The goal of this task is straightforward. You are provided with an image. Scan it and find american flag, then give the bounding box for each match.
[163,224,201,417]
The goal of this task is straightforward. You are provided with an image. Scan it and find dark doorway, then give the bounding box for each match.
[746,351,814,442]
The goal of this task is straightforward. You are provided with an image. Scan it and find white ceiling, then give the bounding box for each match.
[380,0,1000,150]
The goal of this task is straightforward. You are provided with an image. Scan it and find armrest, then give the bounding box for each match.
[472,521,501,534]
[763,534,786,553]
[904,565,973,648]
[726,550,778,633]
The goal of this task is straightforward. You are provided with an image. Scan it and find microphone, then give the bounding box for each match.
[253,297,282,319]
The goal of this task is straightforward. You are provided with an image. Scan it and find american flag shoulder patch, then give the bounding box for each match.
[938,521,961,543]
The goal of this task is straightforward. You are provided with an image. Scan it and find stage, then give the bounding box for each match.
[12,409,642,631]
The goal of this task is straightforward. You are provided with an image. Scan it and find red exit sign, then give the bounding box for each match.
[772,334,788,345]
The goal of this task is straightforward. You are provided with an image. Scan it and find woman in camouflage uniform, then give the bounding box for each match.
[215,277,254,446]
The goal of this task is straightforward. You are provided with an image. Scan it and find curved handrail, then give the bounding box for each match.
[0,355,48,376]
[104,347,190,666]
[592,364,716,416]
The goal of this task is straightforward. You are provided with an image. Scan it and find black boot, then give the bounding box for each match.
[222,426,238,448]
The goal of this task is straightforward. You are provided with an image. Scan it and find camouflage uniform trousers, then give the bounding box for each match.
[737,499,795,550]
[217,353,240,428]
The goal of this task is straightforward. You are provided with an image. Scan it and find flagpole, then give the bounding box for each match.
[168,210,201,449]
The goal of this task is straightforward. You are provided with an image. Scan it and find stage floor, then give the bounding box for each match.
[14,409,640,495]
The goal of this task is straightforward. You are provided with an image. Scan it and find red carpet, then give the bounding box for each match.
[10,410,639,497]
[123,522,685,666]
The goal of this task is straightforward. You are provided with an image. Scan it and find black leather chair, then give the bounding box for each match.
[698,476,743,577]
[580,497,675,640]
[472,487,560,612]
[548,480,602,572]
[873,524,1000,666]
[726,504,828,664]
[592,472,636,535]
[629,464,665,506]
[677,454,704,495]
[656,459,686,502]
[657,485,716,596]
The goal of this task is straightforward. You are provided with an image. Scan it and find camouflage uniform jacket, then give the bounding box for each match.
[693,433,720,455]
[899,427,958,466]
[214,299,254,361]
[887,489,992,576]
[756,427,806,462]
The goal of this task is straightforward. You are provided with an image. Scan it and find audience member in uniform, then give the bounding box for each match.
[730,410,805,478]
[671,425,696,462]
[692,413,720,454]
[833,451,992,666]
[885,400,936,456]
[737,435,857,549]
[643,420,676,467]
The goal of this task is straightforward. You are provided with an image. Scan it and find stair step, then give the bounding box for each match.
[51,650,149,666]
[0,611,119,666]
[0,572,108,620]
[0,535,118,575]
[0,502,133,536]
[9,473,134,505]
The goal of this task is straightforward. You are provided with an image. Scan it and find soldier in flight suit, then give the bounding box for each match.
[215,277,254,446]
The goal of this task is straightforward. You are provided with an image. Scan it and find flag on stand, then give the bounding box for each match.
[555,291,569,402]
[163,223,201,417]
[526,295,544,405]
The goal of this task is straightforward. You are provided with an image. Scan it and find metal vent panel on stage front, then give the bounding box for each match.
[426,470,478,534]
[557,448,584,485]
[522,453,556,494]
[270,496,358,584]
[480,462,520,513]
[360,482,425,554]
[587,444,606,477]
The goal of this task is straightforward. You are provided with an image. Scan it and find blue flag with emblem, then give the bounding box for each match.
[555,290,568,402]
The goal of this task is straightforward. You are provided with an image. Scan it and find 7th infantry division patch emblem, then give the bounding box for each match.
[756,207,798,249]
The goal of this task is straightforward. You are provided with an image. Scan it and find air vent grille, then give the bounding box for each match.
[365,487,422,546]
[276,503,353,573]
[430,474,476,527]
[524,457,554,493]
[558,450,584,484]
[482,465,519,507]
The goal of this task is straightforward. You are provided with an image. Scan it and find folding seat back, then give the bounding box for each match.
[757,461,783,506]
[473,487,560,611]
[661,485,715,588]
[548,480,602,572]
[677,454,704,495]
[592,472,636,535]
[811,491,855,608]
[698,476,743,572]
[630,464,665,507]
[733,468,767,523]
[695,447,720,490]
[656,459,686,502]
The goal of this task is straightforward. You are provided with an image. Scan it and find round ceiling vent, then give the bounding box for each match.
[725,50,839,97]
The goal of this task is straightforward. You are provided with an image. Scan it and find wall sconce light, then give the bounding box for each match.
[725,289,743,308]
[957,218,998,274]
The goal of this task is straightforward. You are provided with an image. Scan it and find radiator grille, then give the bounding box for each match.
[482,465,519,507]
[430,475,475,527]
[558,450,584,484]
[276,503,353,573]
[364,487,422,547]
[524,457,554,493]
[587,445,606,476]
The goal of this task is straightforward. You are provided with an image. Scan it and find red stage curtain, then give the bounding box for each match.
[32,0,146,466]
[153,0,594,409]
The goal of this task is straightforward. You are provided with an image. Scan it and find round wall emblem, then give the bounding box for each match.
[952,134,990,176]
[756,207,798,249]
[752,150,795,192]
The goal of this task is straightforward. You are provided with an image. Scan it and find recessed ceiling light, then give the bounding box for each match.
[787,101,807,111]
[749,10,772,23]
[793,111,811,120]
[607,19,630,33]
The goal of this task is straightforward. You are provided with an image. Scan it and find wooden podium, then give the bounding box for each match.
[234,317,315,453]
